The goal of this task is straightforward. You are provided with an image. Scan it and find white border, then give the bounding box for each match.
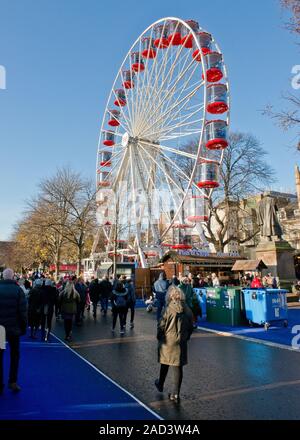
[51,333,163,420]
[197,325,300,353]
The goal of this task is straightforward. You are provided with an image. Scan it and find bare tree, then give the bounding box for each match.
[263,1,300,148]
[281,0,300,35]
[27,168,96,278]
[181,132,275,252]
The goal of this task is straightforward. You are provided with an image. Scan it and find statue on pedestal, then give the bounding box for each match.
[257,192,283,241]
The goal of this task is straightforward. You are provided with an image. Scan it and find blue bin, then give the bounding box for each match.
[193,288,207,320]
[243,289,288,330]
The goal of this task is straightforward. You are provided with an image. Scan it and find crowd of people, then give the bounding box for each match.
[1,266,290,402]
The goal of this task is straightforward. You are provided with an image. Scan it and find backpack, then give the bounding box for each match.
[115,294,127,308]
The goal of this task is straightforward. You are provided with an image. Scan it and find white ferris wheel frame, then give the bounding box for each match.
[95,16,230,266]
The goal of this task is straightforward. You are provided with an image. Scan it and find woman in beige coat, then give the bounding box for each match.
[155,285,194,402]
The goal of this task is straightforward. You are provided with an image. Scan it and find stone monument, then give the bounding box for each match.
[255,192,296,289]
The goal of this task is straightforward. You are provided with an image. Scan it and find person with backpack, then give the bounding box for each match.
[153,272,170,321]
[155,285,194,403]
[89,278,101,319]
[99,275,112,316]
[124,277,136,329]
[111,282,128,335]
[59,281,80,342]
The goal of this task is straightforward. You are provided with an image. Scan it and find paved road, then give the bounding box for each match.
[53,308,300,420]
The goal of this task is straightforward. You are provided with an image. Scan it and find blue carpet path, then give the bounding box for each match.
[198,308,300,348]
[0,333,160,420]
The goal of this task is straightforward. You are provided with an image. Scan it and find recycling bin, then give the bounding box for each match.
[206,287,246,326]
[243,289,288,330]
[193,288,207,319]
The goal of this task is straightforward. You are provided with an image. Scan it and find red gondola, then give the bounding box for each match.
[181,20,199,48]
[122,70,135,89]
[168,20,182,45]
[196,159,219,188]
[114,89,126,107]
[103,131,115,147]
[131,52,145,72]
[203,52,223,83]
[108,109,120,127]
[185,195,209,222]
[207,84,228,114]
[141,37,157,58]
[154,24,170,48]
[192,32,212,61]
[205,120,228,150]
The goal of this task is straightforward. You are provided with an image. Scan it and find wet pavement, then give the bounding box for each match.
[52,308,300,420]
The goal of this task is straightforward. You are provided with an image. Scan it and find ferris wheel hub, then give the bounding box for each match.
[122,132,130,147]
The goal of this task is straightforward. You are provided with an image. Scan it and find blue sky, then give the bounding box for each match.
[0,0,299,239]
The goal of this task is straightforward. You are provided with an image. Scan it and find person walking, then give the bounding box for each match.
[59,281,80,342]
[211,273,220,287]
[89,278,101,318]
[155,285,194,403]
[0,268,27,394]
[153,272,169,321]
[250,272,263,288]
[40,279,57,342]
[124,277,136,329]
[28,279,43,339]
[179,276,197,328]
[99,275,112,316]
[75,277,87,325]
[111,282,128,335]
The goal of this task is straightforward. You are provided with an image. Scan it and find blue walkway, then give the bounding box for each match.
[198,308,300,348]
[0,333,160,420]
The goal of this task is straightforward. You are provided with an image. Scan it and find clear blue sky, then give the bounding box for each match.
[0,0,298,239]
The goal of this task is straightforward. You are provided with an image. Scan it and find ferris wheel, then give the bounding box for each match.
[95,17,230,267]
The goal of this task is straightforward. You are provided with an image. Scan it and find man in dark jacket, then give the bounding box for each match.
[99,275,112,316]
[0,268,27,394]
[153,272,170,321]
[89,278,101,318]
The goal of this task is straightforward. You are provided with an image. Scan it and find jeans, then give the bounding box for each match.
[40,306,54,337]
[0,335,20,387]
[125,302,135,324]
[156,292,166,321]
[64,318,73,338]
[100,297,109,314]
[158,364,183,396]
[112,307,127,330]
[92,301,98,317]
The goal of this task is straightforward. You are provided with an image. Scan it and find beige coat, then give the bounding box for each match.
[157,301,193,366]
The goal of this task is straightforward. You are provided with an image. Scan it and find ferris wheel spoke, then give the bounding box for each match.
[97,148,127,184]
[149,51,196,126]
[132,149,161,243]
[144,113,204,140]
[139,56,199,137]
[140,34,190,122]
[106,109,130,135]
[129,145,148,267]
[143,81,204,138]
[154,71,203,136]
[111,89,132,131]
[134,26,157,131]
[139,139,197,160]
[137,20,177,122]
[138,142,186,195]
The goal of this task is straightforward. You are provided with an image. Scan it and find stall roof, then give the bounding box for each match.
[161,251,242,267]
[232,259,268,271]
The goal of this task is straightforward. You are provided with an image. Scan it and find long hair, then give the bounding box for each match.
[166,285,185,305]
[64,281,75,299]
